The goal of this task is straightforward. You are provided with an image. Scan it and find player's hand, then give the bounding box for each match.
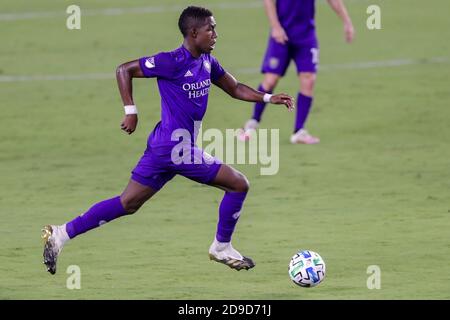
[120,114,138,135]
[344,22,355,43]
[271,26,289,44]
[270,93,295,111]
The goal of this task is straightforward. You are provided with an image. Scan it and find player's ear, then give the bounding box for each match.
[190,27,198,38]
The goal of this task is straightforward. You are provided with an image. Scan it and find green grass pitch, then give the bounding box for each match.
[0,0,449,299]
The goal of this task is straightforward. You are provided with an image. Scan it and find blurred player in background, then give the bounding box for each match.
[41,6,293,275]
[240,0,354,144]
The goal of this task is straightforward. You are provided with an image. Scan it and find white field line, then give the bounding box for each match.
[0,57,448,83]
[236,57,450,74]
[0,1,263,21]
[0,73,113,82]
[0,0,370,21]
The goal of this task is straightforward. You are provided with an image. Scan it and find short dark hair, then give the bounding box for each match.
[178,6,213,37]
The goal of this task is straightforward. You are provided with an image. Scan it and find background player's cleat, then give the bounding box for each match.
[238,119,259,141]
[290,129,320,144]
[208,239,255,271]
[41,225,65,275]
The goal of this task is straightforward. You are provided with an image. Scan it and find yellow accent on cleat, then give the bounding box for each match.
[41,225,53,243]
[42,225,58,275]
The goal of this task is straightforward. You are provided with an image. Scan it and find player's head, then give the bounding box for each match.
[178,6,217,53]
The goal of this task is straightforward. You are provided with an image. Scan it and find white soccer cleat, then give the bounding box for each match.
[208,239,255,271]
[41,225,68,275]
[237,119,259,141]
[290,129,320,144]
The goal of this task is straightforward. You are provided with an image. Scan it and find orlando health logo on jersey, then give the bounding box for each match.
[182,78,211,99]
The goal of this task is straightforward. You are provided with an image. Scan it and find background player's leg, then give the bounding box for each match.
[240,73,279,141]
[251,73,281,123]
[290,40,320,144]
[240,37,290,141]
[295,71,317,132]
[290,71,320,144]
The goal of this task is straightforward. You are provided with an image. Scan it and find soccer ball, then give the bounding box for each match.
[288,250,326,287]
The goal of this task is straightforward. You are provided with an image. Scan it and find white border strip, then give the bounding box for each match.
[0,57,447,83]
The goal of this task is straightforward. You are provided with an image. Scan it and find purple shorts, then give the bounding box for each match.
[131,144,222,191]
[261,36,319,75]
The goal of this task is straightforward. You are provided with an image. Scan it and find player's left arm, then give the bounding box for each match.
[327,0,355,43]
[213,72,294,110]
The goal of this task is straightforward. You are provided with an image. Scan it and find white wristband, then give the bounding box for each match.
[124,105,138,115]
[263,93,273,103]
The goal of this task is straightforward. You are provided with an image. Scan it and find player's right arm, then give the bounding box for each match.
[116,60,145,135]
[264,0,288,44]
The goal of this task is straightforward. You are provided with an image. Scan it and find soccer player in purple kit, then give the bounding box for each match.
[41,6,293,274]
[239,0,354,144]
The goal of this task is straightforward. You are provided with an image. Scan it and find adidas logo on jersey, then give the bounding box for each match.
[145,57,155,69]
[184,70,193,77]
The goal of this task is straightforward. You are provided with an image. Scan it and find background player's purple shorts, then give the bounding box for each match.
[261,37,319,75]
[131,144,222,191]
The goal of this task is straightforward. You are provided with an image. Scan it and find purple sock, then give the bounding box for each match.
[216,192,247,242]
[295,93,313,132]
[252,84,273,122]
[65,196,128,239]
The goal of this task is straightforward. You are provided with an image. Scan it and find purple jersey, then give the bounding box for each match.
[139,45,225,147]
[276,0,316,43]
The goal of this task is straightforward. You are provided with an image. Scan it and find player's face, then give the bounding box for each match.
[196,16,217,54]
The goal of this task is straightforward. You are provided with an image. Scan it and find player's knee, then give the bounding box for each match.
[120,197,143,214]
[262,82,275,92]
[300,73,316,96]
[262,79,278,92]
[233,174,250,193]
